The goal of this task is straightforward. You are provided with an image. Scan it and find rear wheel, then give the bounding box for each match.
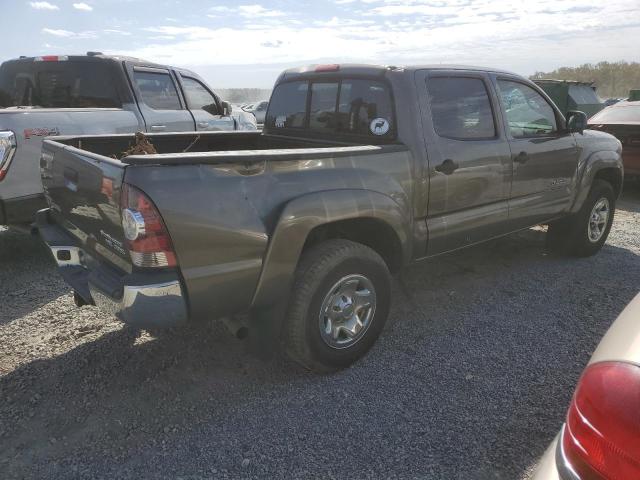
[547,179,615,257]
[284,239,391,373]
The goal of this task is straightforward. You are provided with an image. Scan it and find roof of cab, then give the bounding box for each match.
[279,63,520,81]
[4,53,163,69]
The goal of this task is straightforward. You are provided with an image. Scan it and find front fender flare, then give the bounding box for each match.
[250,189,411,309]
[571,150,623,214]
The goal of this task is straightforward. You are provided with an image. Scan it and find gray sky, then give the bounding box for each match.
[2,0,639,88]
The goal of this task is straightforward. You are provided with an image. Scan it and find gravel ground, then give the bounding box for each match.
[1,185,640,480]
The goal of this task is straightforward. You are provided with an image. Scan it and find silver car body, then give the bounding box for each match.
[0,54,256,226]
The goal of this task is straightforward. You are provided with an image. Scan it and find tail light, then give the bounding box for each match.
[0,131,17,182]
[562,361,640,480]
[314,64,340,73]
[120,183,177,268]
[34,55,68,62]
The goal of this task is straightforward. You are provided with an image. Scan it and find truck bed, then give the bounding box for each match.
[49,131,388,166]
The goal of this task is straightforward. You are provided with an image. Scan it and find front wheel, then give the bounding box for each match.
[547,179,615,257]
[284,239,391,373]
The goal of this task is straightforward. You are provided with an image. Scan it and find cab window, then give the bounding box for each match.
[133,71,182,110]
[427,77,496,140]
[265,78,395,140]
[498,80,557,138]
[265,81,308,129]
[182,77,220,115]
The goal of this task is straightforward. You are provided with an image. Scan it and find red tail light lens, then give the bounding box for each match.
[35,55,68,62]
[315,64,340,72]
[120,183,177,268]
[562,362,640,480]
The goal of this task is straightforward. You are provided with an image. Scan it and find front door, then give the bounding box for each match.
[416,70,513,255]
[179,75,236,132]
[128,66,195,132]
[493,77,579,228]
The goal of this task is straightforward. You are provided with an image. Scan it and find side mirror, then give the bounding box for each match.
[567,110,588,134]
[221,101,232,116]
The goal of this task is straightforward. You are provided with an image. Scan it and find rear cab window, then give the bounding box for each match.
[0,59,122,108]
[133,70,182,111]
[427,76,497,140]
[265,77,396,142]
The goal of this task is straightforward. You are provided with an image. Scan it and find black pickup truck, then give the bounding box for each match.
[37,64,623,372]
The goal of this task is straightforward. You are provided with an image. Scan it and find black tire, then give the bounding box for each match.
[547,179,615,257]
[284,239,391,373]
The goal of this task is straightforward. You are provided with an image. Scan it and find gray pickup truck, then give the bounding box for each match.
[0,53,256,226]
[37,64,623,372]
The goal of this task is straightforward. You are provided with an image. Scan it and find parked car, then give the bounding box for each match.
[603,97,624,107]
[533,79,604,118]
[243,100,269,124]
[0,52,256,227]
[588,101,640,179]
[37,64,623,372]
[532,293,640,480]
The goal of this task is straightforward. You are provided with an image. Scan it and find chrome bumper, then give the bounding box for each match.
[90,280,187,328]
[47,244,188,328]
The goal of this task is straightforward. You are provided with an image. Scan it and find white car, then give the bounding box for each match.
[243,100,269,124]
[532,293,640,480]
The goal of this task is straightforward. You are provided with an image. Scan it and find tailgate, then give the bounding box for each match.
[40,139,131,271]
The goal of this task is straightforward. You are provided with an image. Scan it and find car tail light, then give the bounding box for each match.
[0,131,17,182]
[120,183,177,268]
[562,361,640,480]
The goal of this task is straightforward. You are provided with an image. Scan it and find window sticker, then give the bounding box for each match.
[370,117,390,136]
[275,115,287,128]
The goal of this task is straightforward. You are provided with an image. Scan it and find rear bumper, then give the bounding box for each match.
[37,209,188,328]
[0,194,47,225]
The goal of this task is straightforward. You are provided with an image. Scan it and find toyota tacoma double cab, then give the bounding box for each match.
[37,64,623,372]
[0,52,256,227]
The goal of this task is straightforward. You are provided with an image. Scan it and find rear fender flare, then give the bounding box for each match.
[250,189,410,309]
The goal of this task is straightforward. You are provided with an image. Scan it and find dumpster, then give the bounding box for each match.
[533,79,604,118]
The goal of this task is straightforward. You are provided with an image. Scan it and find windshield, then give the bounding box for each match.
[265,78,396,140]
[590,104,640,123]
[0,60,122,108]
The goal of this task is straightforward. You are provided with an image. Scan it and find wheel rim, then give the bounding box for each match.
[318,274,376,350]
[588,197,610,243]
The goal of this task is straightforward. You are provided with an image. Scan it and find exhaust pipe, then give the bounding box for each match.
[221,316,249,340]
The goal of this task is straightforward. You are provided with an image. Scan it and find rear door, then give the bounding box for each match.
[127,66,195,132]
[493,76,578,228]
[177,73,235,131]
[416,69,513,255]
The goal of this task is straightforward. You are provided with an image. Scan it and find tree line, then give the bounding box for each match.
[531,61,640,99]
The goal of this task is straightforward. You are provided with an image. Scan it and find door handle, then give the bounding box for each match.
[197,122,209,129]
[150,124,166,132]
[435,159,459,175]
[513,151,529,164]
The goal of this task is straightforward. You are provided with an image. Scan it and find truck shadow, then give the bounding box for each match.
[619,180,640,213]
[0,228,70,326]
[1,224,639,478]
